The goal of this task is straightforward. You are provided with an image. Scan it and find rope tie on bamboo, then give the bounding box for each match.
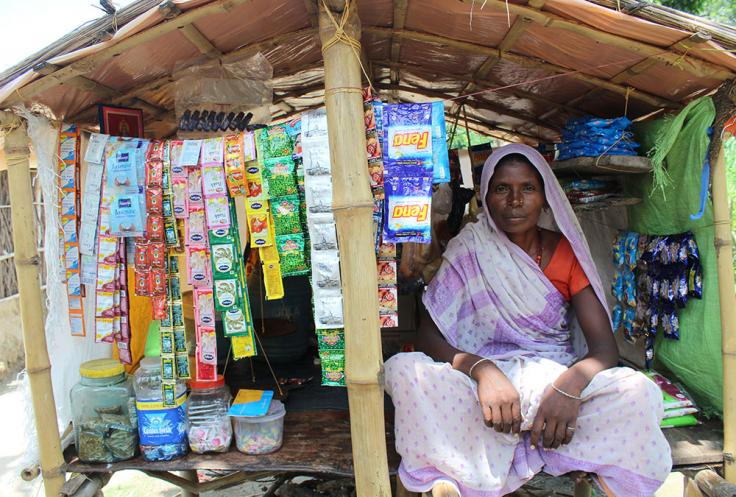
[324,86,363,97]
[319,0,374,91]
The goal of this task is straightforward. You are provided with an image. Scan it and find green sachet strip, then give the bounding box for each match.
[276,233,309,276]
[257,124,294,159]
[263,157,298,197]
[317,329,345,350]
[271,195,302,236]
[320,349,346,387]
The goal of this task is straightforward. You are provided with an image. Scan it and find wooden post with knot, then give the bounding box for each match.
[1,111,65,497]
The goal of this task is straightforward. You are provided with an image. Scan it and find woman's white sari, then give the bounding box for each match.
[384,144,672,496]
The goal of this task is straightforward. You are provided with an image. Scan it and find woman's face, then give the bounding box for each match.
[485,159,545,235]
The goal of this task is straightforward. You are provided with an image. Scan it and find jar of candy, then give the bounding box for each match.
[186,375,232,453]
[232,400,286,454]
[133,357,188,461]
[70,359,138,463]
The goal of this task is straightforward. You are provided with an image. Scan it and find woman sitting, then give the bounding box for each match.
[385,144,671,497]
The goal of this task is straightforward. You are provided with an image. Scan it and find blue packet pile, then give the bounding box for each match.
[557,116,639,161]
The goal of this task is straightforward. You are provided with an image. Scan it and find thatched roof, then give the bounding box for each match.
[1,0,735,143]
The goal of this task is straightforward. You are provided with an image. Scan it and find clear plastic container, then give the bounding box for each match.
[70,359,138,463]
[133,357,189,461]
[232,400,286,454]
[186,375,232,453]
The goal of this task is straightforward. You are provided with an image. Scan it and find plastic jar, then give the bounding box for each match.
[133,357,189,461]
[70,359,138,463]
[186,375,232,453]
[232,400,286,454]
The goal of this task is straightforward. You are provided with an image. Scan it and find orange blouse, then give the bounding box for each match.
[542,237,591,301]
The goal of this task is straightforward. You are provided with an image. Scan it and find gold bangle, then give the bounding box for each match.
[551,383,583,401]
[468,357,492,379]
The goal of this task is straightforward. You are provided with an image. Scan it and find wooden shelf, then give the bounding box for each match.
[553,155,653,175]
[571,196,642,212]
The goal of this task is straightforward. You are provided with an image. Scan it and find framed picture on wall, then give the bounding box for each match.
[98,105,144,138]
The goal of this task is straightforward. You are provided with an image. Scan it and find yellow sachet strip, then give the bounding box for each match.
[232,333,257,359]
[245,198,272,248]
[263,261,285,300]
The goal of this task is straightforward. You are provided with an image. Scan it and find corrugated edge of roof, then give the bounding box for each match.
[0,0,162,86]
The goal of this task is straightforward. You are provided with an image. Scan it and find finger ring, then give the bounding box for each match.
[566,427,575,432]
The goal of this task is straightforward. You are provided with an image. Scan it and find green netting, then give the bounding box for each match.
[626,96,723,417]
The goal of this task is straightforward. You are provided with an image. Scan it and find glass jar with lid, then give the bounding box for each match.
[133,357,189,461]
[70,359,138,463]
[186,374,232,453]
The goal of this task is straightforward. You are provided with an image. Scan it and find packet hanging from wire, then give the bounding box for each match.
[382,102,434,178]
[383,176,432,243]
[314,289,344,330]
[431,101,450,184]
[246,199,272,247]
[312,250,341,290]
[58,124,85,336]
[224,133,247,196]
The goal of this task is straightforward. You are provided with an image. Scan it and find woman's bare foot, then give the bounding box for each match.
[431,480,460,497]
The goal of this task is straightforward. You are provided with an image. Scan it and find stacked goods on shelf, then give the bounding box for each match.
[645,371,699,428]
[557,117,640,160]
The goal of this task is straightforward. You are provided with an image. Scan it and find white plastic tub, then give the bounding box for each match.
[232,400,286,454]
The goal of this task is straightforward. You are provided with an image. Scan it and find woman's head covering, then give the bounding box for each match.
[422,143,610,364]
[480,143,608,314]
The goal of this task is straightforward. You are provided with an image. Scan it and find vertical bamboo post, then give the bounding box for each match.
[712,141,736,481]
[710,82,736,482]
[318,2,391,496]
[0,111,65,496]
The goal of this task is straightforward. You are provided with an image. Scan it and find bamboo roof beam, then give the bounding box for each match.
[364,27,679,109]
[178,24,222,59]
[373,60,584,118]
[66,28,317,123]
[376,82,560,133]
[456,0,733,81]
[535,32,713,126]
[303,0,319,28]
[1,0,251,107]
[389,0,409,101]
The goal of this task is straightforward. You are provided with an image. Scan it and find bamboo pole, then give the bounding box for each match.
[0,111,65,496]
[318,2,391,497]
[712,140,736,481]
[710,81,736,482]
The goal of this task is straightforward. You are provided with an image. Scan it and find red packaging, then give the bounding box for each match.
[135,271,150,296]
[151,295,168,320]
[149,242,166,269]
[134,242,149,270]
[147,161,163,188]
[146,140,165,162]
[147,187,163,214]
[150,268,167,295]
[147,215,164,241]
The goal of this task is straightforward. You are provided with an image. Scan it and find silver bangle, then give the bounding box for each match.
[468,357,492,379]
[550,383,583,401]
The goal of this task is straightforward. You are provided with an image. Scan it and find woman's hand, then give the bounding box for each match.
[530,384,582,449]
[473,362,522,434]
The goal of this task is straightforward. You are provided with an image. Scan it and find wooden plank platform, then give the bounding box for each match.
[666,419,723,468]
[552,155,653,174]
[66,410,400,477]
[65,411,722,476]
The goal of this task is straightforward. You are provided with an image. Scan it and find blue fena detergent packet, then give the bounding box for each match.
[382,103,434,178]
[383,176,432,244]
[431,101,450,184]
